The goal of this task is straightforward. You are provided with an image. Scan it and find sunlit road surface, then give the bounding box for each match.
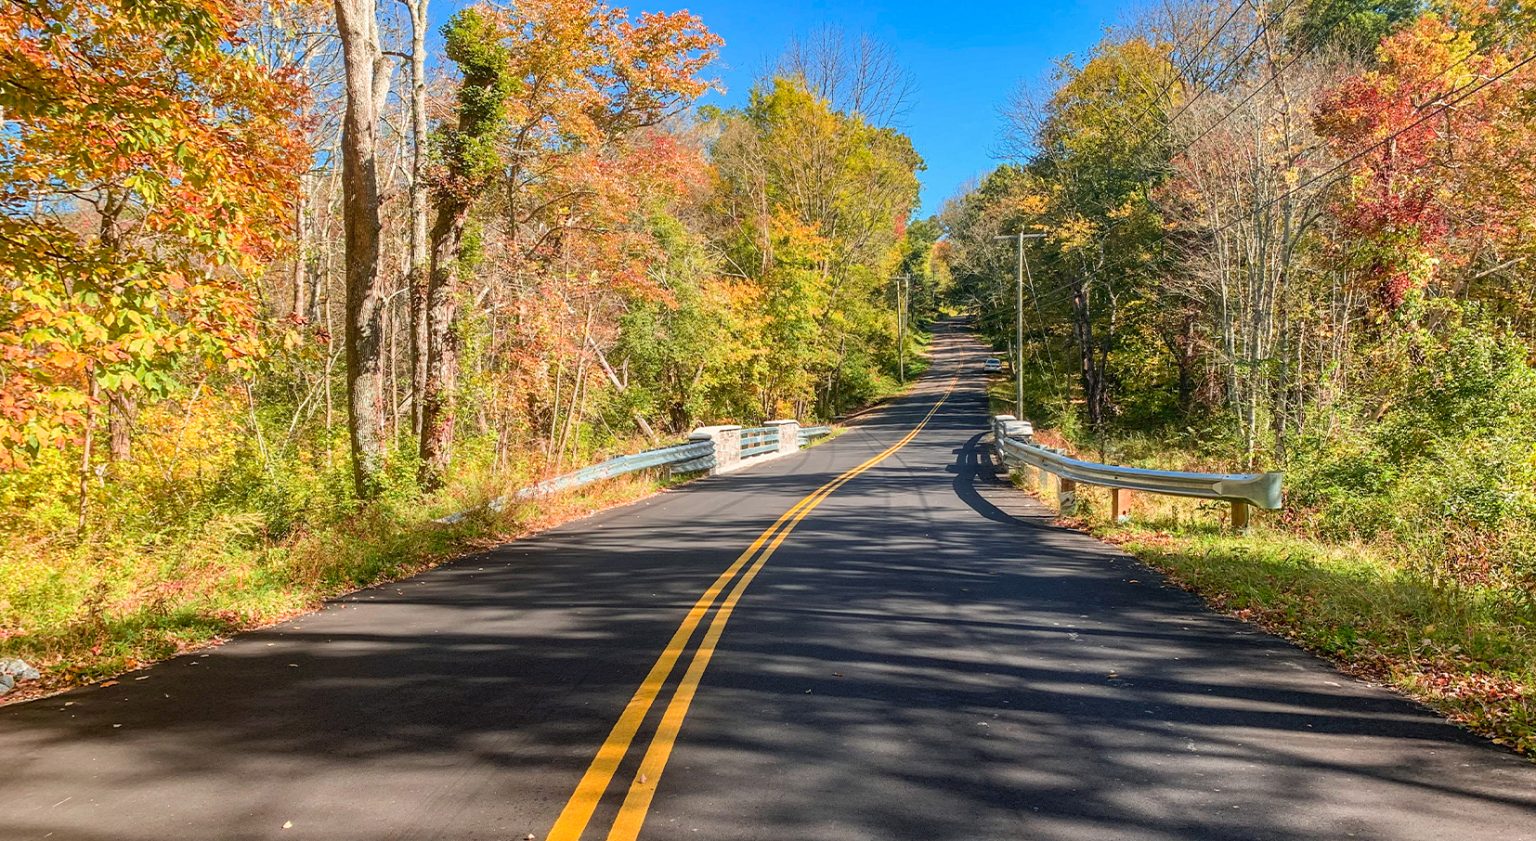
[6,322,1535,840]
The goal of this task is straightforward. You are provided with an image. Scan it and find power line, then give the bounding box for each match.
[1203,52,1536,238]
[1171,38,1313,156]
[1159,0,1302,132]
[1122,0,1253,133]
[1173,30,1487,164]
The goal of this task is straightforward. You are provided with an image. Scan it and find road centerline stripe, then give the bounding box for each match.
[545,381,955,841]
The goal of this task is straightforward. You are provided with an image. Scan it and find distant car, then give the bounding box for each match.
[982,357,1003,373]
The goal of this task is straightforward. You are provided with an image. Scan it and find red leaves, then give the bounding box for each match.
[1312,8,1536,312]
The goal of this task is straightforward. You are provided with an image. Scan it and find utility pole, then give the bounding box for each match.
[994,232,1044,415]
[894,274,911,384]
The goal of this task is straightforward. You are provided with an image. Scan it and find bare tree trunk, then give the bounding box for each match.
[334,0,390,497]
[418,203,466,487]
[291,172,309,319]
[107,390,135,463]
[95,188,139,465]
[1072,279,1106,429]
[77,368,97,534]
[403,0,430,439]
[587,334,659,442]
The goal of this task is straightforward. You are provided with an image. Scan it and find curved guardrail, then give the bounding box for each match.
[991,414,1282,528]
[436,439,715,525]
[521,439,717,499]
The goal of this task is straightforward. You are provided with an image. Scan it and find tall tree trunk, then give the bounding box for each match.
[77,367,97,534]
[1072,280,1105,428]
[404,0,429,439]
[99,187,137,464]
[334,0,390,497]
[291,171,309,319]
[418,203,466,487]
[107,390,135,463]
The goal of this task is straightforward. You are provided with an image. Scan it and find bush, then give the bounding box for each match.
[1288,317,1536,586]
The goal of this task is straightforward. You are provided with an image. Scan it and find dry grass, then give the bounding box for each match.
[0,471,666,704]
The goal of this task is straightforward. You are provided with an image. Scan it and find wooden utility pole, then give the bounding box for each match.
[894,274,911,384]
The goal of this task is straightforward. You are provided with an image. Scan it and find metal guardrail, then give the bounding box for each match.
[991,414,1282,529]
[739,426,780,459]
[523,439,717,498]
[798,425,832,443]
[436,439,715,525]
[438,420,836,525]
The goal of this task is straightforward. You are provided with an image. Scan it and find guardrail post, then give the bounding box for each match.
[1231,500,1250,532]
[689,425,741,475]
[1058,476,1078,516]
[765,419,800,455]
[1110,488,1131,523]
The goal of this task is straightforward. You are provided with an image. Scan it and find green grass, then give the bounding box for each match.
[1111,521,1536,755]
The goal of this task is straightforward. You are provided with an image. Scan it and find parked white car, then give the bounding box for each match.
[982,357,1003,373]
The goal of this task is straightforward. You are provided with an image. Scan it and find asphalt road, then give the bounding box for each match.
[6,323,1535,841]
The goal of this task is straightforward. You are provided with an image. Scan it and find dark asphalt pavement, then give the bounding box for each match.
[5,323,1535,840]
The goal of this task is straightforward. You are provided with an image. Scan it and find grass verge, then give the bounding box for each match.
[0,472,666,704]
[1004,468,1536,758]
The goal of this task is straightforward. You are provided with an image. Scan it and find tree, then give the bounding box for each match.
[1290,0,1421,58]
[419,7,514,486]
[332,0,391,496]
[777,27,915,127]
[1314,4,1536,311]
[0,0,306,495]
[418,0,721,485]
[401,0,430,439]
[709,77,923,416]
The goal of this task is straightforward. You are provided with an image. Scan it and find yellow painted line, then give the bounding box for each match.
[546,382,955,841]
[604,383,955,841]
[545,485,834,841]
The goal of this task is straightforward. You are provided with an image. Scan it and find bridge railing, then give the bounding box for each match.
[438,418,832,524]
[991,414,1282,529]
[739,426,781,459]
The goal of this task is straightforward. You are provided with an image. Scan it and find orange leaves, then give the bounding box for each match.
[0,0,307,467]
[469,0,721,154]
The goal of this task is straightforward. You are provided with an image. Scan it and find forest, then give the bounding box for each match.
[942,0,1536,748]
[1,0,934,682]
[946,0,1536,581]
[6,0,1536,748]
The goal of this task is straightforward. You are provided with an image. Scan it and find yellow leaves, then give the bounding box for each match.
[1006,192,1050,218]
[1050,215,1098,252]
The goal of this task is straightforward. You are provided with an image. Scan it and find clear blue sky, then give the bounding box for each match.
[679,0,1134,216]
[431,0,1136,217]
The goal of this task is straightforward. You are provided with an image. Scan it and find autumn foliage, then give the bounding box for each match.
[0,0,307,469]
[1314,3,1536,309]
[0,2,928,686]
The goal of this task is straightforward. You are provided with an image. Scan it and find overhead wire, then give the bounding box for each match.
[1201,51,1536,239]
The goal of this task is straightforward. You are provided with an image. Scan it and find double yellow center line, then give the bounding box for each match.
[546,380,954,841]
